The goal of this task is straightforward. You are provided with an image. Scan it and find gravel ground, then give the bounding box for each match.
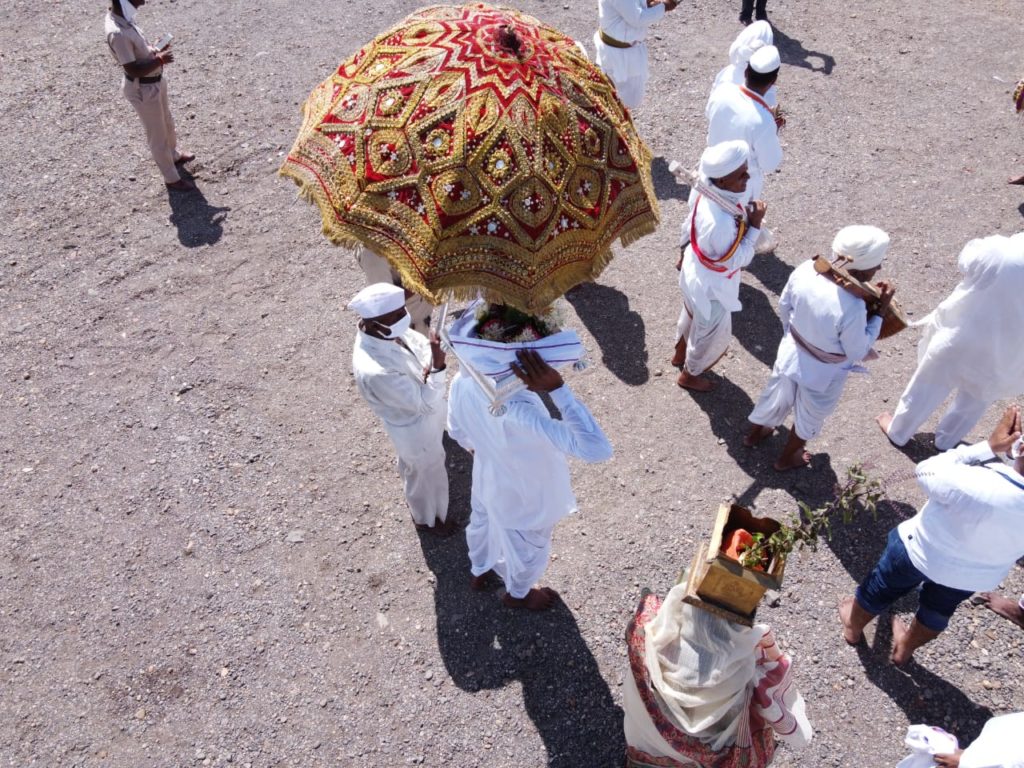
[1,0,1022,766]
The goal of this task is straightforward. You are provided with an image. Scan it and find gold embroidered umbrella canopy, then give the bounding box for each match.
[280,3,659,312]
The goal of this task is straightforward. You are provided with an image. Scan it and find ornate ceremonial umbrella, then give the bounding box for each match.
[281,3,659,312]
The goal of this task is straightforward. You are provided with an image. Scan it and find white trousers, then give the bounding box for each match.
[356,247,434,332]
[676,293,731,376]
[122,78,180,183]
[748,370,847,441]
[886,362,990,450]
[384,411,448,526]
[593,36,649,109]
[466,501,555,599]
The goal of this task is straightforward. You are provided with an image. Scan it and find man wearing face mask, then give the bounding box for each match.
[105,0,195,190]
[349,283,454,534]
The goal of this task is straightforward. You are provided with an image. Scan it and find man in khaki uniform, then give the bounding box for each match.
[105,0,194,190]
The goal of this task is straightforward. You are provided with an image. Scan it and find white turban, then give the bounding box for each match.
[119,0,138,24]
[347,282,405,319]
[832,225,890,271]
[699,140,750,180]
[749,45,781,74]
[729,21,773,67]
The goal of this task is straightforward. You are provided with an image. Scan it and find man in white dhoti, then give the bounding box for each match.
[877,233,1024,451]
[934,712,1024,767]
[354,245,434,333]
[706,46,784,206]
[594,0,681,110]
[709,22,778,110]
[446,303,613,611]
[623,585,812,767]
[672,140,766,392]
[745,226,895,470]
[349,283,453,534]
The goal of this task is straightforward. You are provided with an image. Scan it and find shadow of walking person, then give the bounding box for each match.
[650,156,691,202]
[417,438,624,767]
[734,283,784,369]
[566,282,649,386]
[744,248,794,296]
[167,174,230,248]
[772,27,836,76]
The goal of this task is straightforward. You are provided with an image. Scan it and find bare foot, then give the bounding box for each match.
[773,450,811,472]
[973,592,1024,629]
[744,425,773,447]
[677,370,715,392]
[838,597,864,645]
[1009,174,1024,186]
[876,412,894,438]
[890,615,912,666]
[503,587,558,611]
[470,570,497,591]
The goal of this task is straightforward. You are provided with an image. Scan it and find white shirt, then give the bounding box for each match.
[774,260,882,392]
[710,65,778,108]
[960,712,1024,768]
[680,193,760,317]
[352,329,446,428]
[898,441,1024,592]
[706,83,782,188]
[447,373,613,530]
[598,0,665,43]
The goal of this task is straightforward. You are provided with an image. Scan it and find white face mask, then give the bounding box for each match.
[1012,436,1024,460]
[380,312,411,339]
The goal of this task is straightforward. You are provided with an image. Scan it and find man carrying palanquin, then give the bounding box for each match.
[672,140,766,392]
[877,233,1024,451]
[446,302,613,611]
[594,0,681,110]
[349,283,454,535]
[841,406,1024,666]
[744,226,895,471]
[622,583,812,767]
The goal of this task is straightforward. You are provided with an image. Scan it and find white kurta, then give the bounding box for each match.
[748,260,881,439]
[676,191,759,375]
[887,234,1024,450]
[593,0,666,109]
[352,329,448,526]
[959,712,1024,768]
[710,66,778,109]
[447,372,612,598]
[706,83,783,201]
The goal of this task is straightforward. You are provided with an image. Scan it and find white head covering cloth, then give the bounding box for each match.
[749,45,781,74]
[699,140,750,180]
[119,0,138,24]
[347,283,405,319]
[831,225,890,270]
[729,21,773,67]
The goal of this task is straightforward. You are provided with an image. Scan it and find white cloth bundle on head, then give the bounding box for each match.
[749,45,780,74]
[446,299,584,382]
[832,225,890,271]
[119,0,138,24]
[642,585,812,752]
[347,282,405,319]
[729,21,773,67]
[699,139,750,180]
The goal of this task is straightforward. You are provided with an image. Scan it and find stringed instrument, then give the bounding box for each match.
[812,256,908,339]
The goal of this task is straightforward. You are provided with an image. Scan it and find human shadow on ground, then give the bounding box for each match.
[744,248,794,296]
[733,283,784,369]
[823,497,914,587]
[682,373,839,513]
[886,431,939,464]
[566,282,649,386]
[650,156,691,202]
[416,437,624,767]
[854,619,992,746]
[1017,201,1024,219]
[772,28,835,76]
[166,172,230,248]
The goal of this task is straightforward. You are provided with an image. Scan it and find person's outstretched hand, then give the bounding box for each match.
[511,350,563,393]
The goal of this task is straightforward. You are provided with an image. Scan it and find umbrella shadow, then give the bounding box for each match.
[420,437,624,767]
[566,282,649,386]
[650,156,691,202]
[733,283,784,370]
[854,617,992,746]
[773,27,835,76]
[166,173,230,248]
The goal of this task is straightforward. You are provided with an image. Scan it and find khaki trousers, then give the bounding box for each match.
[122,77,180,183]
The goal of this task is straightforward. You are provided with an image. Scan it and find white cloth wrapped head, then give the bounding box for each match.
[728,21,773,67]
[749,45,781,74]
[832,225,890,271]
[699,140,750,180]
[119,0,139,24]
[347,282,405,319]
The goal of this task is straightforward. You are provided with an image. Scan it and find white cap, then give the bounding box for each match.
[347,282,405,319]
[699,140,750,179]
[832,225,890,271]
[749,45,781,74]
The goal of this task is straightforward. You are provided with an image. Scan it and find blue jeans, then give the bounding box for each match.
[855,528,973,632]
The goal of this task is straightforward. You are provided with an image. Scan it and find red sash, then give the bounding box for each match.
[739,85,773,113]
[689,195,748,278]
